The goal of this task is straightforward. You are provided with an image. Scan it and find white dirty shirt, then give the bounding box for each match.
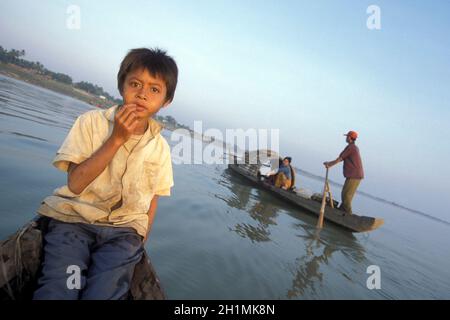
[37,105,174,238]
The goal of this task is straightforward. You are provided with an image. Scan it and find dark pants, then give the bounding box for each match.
[33,218,143,300]
[340,178,361,214]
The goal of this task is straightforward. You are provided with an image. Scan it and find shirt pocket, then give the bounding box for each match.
[143,160,160,193]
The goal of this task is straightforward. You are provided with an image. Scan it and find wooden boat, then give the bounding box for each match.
[0,216,165,300]
[228,150,384,233]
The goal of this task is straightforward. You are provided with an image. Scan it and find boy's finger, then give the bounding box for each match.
[115,105,126,119]
[123,112,138,127]
[116,104,129,116]
[124,110,137,122]
[120,104,137,116]
[118,104,137,121]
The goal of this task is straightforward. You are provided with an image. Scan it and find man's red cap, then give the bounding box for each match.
[344,130,358,140]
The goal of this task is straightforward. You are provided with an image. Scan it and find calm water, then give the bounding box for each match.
[1,74,449,299]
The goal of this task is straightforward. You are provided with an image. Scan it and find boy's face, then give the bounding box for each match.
[122,67,170,119]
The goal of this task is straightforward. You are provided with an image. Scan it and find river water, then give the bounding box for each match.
[0,74,449,299]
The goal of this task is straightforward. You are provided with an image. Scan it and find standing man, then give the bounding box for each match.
[323,131,364,214]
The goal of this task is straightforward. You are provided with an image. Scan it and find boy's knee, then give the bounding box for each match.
[34,262,87,300]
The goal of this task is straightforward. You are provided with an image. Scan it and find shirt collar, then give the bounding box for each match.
[104,105,163,138]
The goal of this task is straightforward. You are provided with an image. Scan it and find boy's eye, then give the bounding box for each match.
[150,87,160,93]
[130,81,141,88]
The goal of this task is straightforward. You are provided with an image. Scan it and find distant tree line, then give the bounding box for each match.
[73,81,118,102]
[0,45,121,103]
[155,114,190,130]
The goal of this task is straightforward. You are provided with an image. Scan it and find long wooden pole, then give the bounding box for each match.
[317,168,329,229]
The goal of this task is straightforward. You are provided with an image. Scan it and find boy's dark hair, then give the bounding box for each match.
[117,48,178,102]
[283,157,292,164]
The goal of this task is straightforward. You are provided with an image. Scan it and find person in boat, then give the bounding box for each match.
[323,130,364,214]
[267,157,293,190]
[32,48,177,299]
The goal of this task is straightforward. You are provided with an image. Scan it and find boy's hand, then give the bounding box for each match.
[110,104,139,146]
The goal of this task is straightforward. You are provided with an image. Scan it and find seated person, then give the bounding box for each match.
[268,157,293,190]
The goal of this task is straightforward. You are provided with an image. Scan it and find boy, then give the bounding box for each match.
[33,48,178,299]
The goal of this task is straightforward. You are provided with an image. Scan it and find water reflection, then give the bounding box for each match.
[285,226,366,298]
[231,196,280,243]
[220,167,367,298]
[216,168,281,242]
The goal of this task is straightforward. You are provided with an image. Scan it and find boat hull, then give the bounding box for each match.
[0,217,165,300]
[228,164,384,233]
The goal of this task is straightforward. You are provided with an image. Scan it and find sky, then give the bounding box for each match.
[1,0,449,219]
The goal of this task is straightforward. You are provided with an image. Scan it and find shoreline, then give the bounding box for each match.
[0,62,117,109]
